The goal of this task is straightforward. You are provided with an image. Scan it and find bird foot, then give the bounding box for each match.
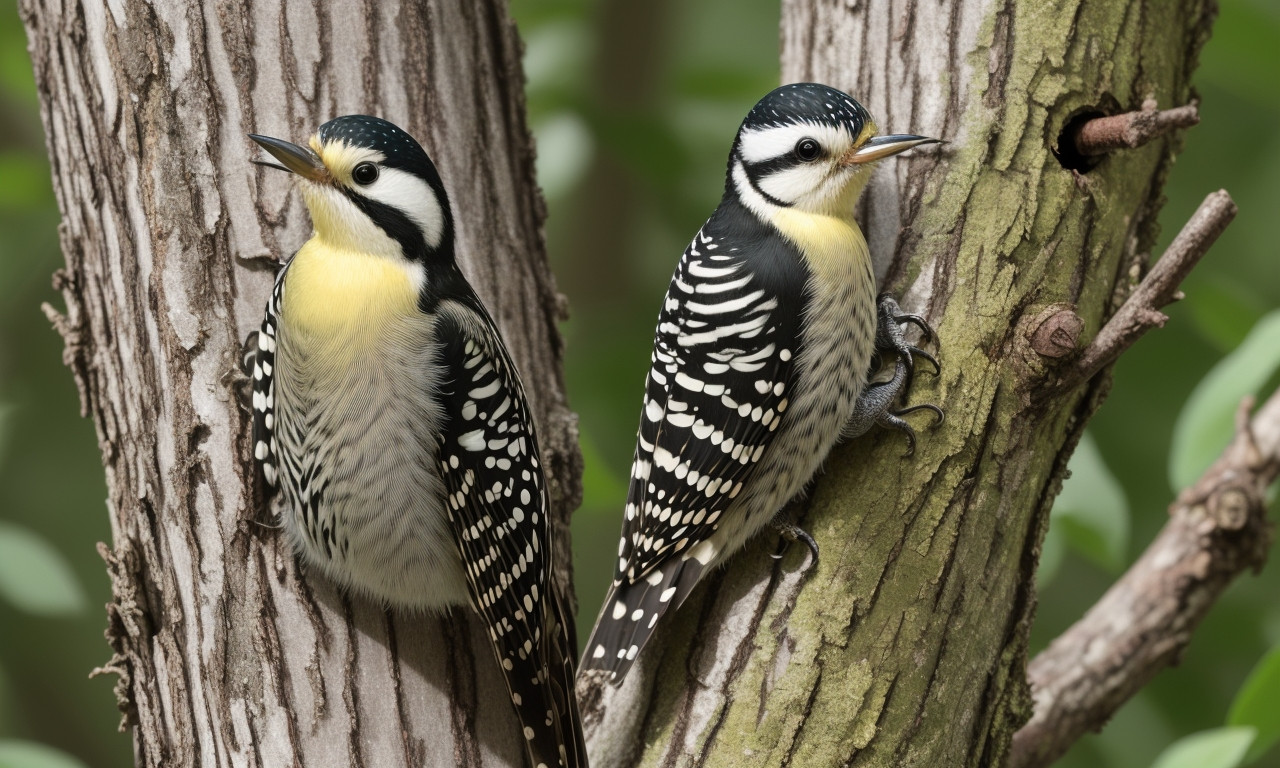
[230,331,259,414]
[770,515,820,567]
[843,294,944,450]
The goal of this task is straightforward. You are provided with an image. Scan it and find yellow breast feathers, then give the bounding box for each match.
[281,239,421,353]
[771,208,871,284]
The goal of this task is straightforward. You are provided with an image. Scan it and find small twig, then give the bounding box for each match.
[1074,100,1200,156]
[1008,391,1280,768]
[1069,190,1236,386]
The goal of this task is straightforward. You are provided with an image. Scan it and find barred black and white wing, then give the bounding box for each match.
[581,205,805,682]
[251,266,287,490]
[435,301,586,768]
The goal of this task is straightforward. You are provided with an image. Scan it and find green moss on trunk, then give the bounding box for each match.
[581,1,1218,766]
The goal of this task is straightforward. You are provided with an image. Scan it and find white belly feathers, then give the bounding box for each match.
[272,241,468,610]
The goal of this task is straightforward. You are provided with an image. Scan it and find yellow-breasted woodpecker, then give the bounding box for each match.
[580,83,942,683]
[248,116,586,768]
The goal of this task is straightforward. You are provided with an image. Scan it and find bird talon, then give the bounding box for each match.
[907,346,941,376]
[894,313,934,343]
[770,518,820,566]
[897,402,945,426]
[897,423,919,457]
[876,401,947,456]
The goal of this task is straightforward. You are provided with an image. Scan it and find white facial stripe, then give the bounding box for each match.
[359,166,446,249]
[314,137,385,176]
[299,181,428,293]
[756,164,838,207]
[302,183,402,258]
[733,147,869,217]
[731,159,780,222]
[737,122,851,164]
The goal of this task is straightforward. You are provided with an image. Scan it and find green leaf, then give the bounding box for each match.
[1169,311,1280,491]
[1150,726,1256,768]
[0,740,91,768]
[1049,431,1130,572]
[0,521,87,617]
[1228,645,1280,763]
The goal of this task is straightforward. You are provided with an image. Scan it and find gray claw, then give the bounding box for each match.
[895,313,935,343]
[898,402,945,426]
[908,347,941,376]
[848,294,944,452]
[771,518,820,566]
[241,332,260,378]
[878,412,919,456]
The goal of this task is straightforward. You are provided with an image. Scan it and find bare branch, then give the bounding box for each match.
[1071,190,1237,385]
[1073,100,1200,156]
[1008,391,1280,768]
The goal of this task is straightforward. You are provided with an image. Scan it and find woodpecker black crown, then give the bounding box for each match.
[318,115,445,189]
[741,82,872,135]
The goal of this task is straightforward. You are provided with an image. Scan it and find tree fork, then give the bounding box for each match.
[20,0,579,765]
[578,1,1226,766]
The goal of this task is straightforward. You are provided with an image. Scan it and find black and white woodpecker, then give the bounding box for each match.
[581,83,942,683]
[247,116,586,768]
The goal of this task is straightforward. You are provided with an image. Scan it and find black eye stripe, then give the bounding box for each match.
[741,153,807,177]
[315,115,454,262]
[339,185,425,259]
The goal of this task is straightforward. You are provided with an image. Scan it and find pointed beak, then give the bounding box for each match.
[249,134,328,182]
[842,134,940,166]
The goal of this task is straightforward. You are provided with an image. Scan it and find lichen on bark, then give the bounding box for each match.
[579,1,1218,765]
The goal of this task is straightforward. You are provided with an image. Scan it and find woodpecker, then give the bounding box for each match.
[580,83,941,683]
[247,116,585,768]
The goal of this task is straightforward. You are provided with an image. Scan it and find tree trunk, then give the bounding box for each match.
[578,2,1217,766]
[20,0,579,765]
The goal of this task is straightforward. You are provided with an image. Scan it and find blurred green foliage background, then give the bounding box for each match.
[0,0,1276,766]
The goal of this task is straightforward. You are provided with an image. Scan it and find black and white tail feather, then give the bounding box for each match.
[433,301,587,768]
[581,203,804,683]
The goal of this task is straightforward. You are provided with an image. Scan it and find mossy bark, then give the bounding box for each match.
[578,2,1217,766]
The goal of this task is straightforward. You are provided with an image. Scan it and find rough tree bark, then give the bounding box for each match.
[24,0,1257,765]
[20,0,579,766]
[578,2,1232,767]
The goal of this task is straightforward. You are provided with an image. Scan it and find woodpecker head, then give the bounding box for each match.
[729,83,937,217]
[250,116,453,262]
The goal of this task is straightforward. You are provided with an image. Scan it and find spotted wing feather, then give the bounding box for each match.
[435,303,585,768]
[251,266,287,490]
[582,211,803,681]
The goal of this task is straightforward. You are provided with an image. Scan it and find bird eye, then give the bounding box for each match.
[794,138,822,162]
[352,162,379,185]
